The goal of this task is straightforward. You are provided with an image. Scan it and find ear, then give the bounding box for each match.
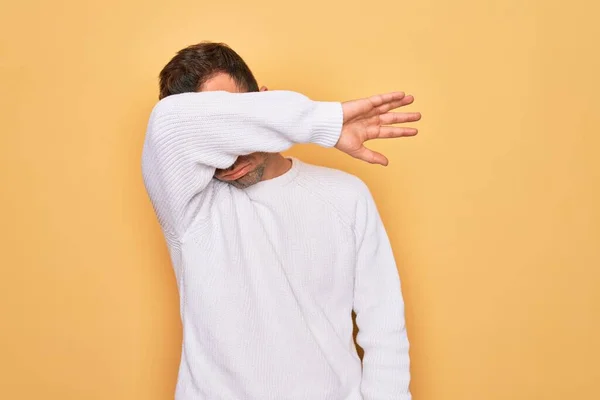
[259,85,268,92]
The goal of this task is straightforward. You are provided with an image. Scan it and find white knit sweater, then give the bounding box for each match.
[141,91,410,400]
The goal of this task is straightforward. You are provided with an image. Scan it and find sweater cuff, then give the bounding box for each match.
[310,102,343,148]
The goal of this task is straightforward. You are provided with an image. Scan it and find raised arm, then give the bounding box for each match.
[141,90,342,239]
[141,89,421,240]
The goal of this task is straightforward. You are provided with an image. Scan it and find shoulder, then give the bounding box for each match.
[297,160,370,193]
[294,159,375,223]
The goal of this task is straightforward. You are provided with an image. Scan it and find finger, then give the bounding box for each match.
[350,146,389,166]
[375,95,414,115]
[367,92,405,109]
[373,126,418,139]
[344,92,413,122]
[379,111,422,125]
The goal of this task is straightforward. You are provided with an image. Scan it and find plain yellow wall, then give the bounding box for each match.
[1,0,599,399]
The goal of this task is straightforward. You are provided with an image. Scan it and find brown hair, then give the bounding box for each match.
[158,42,259,100]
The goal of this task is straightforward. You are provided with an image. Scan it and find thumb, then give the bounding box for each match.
[350,146,389,166]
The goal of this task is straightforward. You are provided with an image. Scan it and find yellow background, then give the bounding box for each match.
[1,0,599,399]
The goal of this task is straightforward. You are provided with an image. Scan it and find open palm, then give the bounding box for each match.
[336,92,421,166]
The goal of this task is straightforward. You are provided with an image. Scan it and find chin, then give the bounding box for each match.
[232,165,265,189]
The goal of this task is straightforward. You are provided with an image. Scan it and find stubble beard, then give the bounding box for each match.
[229,160,267,189]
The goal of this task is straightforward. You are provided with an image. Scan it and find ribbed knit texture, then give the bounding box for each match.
[141,91,410,400]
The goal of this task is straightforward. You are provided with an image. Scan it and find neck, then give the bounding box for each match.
[261,153,292,181]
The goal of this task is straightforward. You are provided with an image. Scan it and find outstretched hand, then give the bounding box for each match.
[336,92,421,166]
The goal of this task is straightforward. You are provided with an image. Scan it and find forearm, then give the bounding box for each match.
[356,291,410,400]
[146,90,342,168]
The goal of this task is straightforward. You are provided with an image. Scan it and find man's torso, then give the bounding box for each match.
[172,160,367,399]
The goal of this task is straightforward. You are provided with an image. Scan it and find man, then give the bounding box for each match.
[142,42,421,400]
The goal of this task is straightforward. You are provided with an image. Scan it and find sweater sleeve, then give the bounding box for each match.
[141,90,343,239]
[353,186,411,400]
